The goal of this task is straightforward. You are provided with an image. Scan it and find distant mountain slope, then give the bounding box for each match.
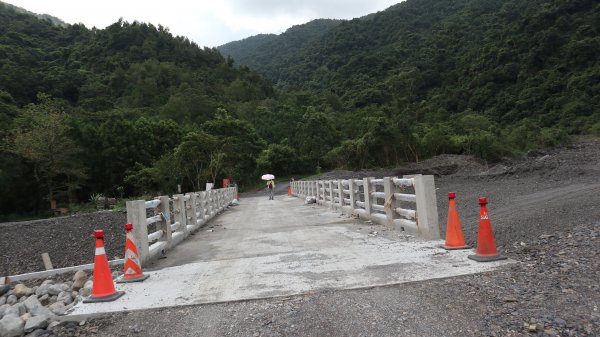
[0,0,67,27]
[219,0,600,131]
[218,19,342,83]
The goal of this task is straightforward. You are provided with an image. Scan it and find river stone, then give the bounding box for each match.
[4,304,23,317]
[83,280,93,289]
[38,294,49,306]
[48,302,67,315]
[0,304,10,317]
[24,314,49,333]
[0,285,9,297]
[35,284,51,297]
[72,270,88,291]
[0,314,24,337]
[0,296,6,305]
[40,280,53,286]
[14,284,34,298]
[48,284,68,296]
[57,291,72,305]
[6,295,17,305]
[26,329,49,337]
[23,296,53,317]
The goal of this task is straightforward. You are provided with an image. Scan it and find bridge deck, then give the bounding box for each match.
[68,195,511,317]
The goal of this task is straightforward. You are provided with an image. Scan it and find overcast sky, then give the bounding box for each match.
[5,0,401,47]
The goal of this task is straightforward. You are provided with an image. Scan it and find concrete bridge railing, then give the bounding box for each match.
[126,186,238,266]
[291,175,440,240]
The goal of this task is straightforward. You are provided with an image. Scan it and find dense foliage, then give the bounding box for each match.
[221,0,599,163]
[1,0,599,219]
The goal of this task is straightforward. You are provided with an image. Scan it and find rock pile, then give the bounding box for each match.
[0,270,93,337]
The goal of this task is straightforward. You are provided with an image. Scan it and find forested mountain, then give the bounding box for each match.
[0,1,66,27]
[221,0,600,164]
[0,2,274,218]
[1,0,599,219]
[219,19,342,83]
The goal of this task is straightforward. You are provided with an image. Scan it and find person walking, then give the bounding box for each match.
[267,179,275,200]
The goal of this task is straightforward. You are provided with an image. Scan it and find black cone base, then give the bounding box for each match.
[117,274,150,283]
[83,290,125,303]
[468,254,507,262]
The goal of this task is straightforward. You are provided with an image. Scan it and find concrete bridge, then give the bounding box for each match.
[67,176,511,318]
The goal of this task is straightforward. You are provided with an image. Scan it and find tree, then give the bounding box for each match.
[8,94,86,207]
[256,143,297,176]
[174,131,224,191]
[297,107,338,169]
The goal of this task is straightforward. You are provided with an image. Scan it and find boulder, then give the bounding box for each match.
[26,328,50,336]
[24,314,49,333]
[72,270,88,291]
[38,294,49,306]
[4,304,23,317]
[13,284,34,298]
[35,284,51,297]
[48,284,68,296]
[0,314,24,337]
[23,296,54,317]
[57,291,72,305]
[0,303,10,317]
[0,285,9,297]
[6,295,17,305]
[48,302,67,315]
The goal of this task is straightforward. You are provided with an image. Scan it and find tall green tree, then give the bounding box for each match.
[8,94,86,207]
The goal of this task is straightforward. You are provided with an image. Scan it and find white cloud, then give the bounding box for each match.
[4,0,400,47]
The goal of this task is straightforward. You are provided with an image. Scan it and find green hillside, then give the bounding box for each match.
[219,19,342,82]
[1,0,599,219]
[0,3,273,218]
[221,0,600,163]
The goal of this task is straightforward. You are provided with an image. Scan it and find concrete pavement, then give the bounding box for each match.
[68,195,512,317]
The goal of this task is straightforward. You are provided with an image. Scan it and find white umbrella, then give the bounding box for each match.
[261,174,275,180]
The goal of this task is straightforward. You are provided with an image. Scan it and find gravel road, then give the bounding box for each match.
[2,138,599,336]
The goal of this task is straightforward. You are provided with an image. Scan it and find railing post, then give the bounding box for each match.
[196,192,205,224]
[318,181,323,204]
[126,200,150,266]
[383,177,396,226]
[337,180,343,209]
[363,177,372,219]
[413,175,441,240]
[204,190,211,219]
[349,179,356,215]
[158,195,173,246]
[187,192,198,231]
[173,194,188,236]
[328,180,334,209]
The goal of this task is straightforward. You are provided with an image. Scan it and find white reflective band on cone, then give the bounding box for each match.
[95,247,106,255]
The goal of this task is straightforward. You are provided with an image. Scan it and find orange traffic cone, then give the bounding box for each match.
[84,229,125,303]
[117,223,149,283]
[468,197,507,262]
[444,192,469,250]
[287,186,292,196]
